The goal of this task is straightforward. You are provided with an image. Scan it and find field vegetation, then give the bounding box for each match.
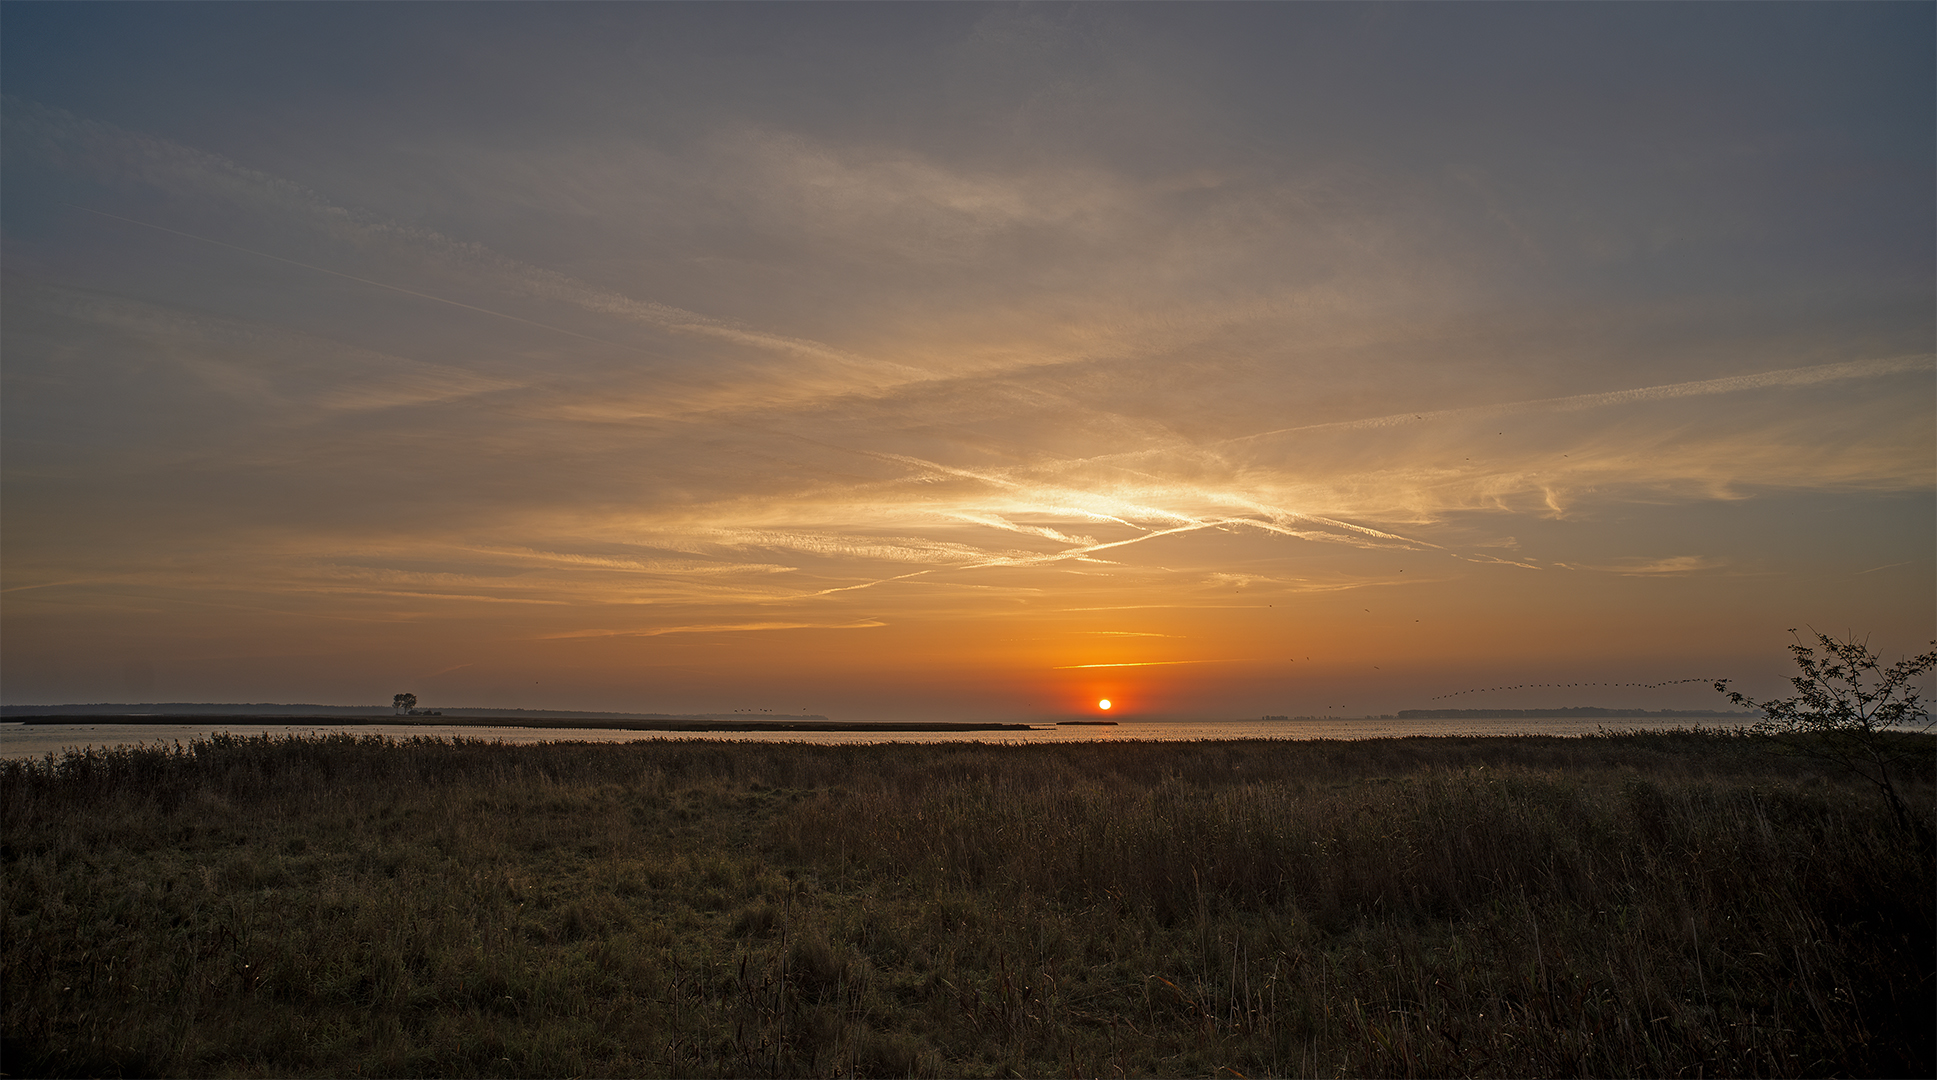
[3,729,1931,1077]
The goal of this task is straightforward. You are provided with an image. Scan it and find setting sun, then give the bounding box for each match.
[1098,699,1112,710]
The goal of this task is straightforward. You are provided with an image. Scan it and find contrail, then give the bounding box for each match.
[1228,354,1936,443]
[803,571,935,597]
[541,620,886,639]
[0,580,97,593]
[1053,658,1253,670]
[65,203,634,350]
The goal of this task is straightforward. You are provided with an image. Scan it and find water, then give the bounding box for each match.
[0,715,1744,760]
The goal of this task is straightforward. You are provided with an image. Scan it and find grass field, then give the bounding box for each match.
[3,730,1931,1078]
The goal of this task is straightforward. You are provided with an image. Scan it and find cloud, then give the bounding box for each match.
[14,280,526,414]
[1856,561,1915,576]
[1230,355,1935,442]
[1582,555,1727,576]
[1052,658,1254,670]
[467,547,796,577]
[704,530,1038,568]
[945,513,1098,546]
[6,98,941,412]
[539,620,886,640]
[718,126,1131,253]
[1452,553,1546,571]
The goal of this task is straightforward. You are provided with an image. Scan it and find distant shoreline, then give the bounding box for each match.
[0,703,842,722]
[1394,708,1747,719]
[4,713,1038,733]
[0,705,1752,731]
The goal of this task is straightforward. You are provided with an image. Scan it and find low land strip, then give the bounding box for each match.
[3,730,1931,1077]
[8,715,1035,732]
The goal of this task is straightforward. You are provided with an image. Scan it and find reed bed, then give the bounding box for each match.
[3,729,1930,1077]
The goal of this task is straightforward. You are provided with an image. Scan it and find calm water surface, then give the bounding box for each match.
[0,716,1742,760]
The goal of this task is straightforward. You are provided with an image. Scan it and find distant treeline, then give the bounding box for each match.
[1397,707,1747,719]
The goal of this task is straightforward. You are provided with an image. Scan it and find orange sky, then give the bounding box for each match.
[3,5,1932,718]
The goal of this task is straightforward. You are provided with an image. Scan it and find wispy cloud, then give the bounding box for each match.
[1451,553,1546,571]
[1856,561,1915,575]
[7,98,941,413]
[1231,355,1934,442]
[1052,659,1254,670]
[946,513,1097,546]
[540,620,886,640]
[1582,555,1727,576]
[17,280,528,414]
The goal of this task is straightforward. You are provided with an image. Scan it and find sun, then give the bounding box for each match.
[1098,699,1112,710]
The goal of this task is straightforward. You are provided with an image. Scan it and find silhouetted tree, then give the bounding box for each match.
[1717,631,1935,835]
[393,693,417,715]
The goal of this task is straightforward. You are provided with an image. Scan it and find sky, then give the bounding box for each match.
[2,3,1931,720]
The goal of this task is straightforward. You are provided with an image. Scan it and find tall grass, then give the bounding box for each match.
[4,730,1930,1077]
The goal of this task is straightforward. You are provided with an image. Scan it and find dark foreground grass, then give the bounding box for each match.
[3,730,1930,1078]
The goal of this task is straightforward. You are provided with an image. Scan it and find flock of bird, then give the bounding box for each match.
[1429,677,1716,701]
